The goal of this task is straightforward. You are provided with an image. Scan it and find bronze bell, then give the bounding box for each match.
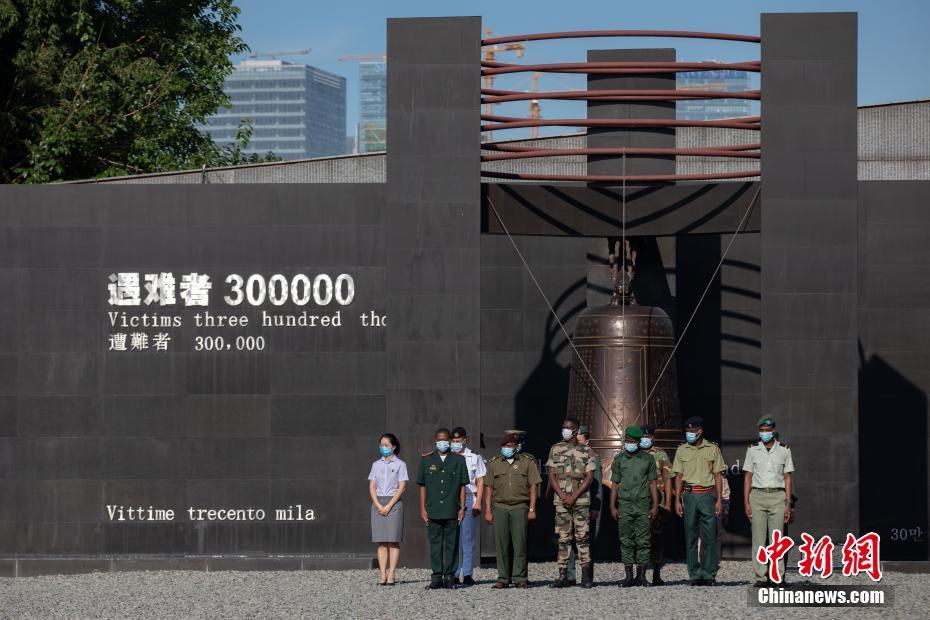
[566,241,682,454]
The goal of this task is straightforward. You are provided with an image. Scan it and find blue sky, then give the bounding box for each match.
[235,0,930,139]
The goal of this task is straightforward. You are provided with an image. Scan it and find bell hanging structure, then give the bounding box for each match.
[566,241,682,452]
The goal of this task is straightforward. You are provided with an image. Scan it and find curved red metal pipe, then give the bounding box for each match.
[481,147,761,161]
[481,170,762,182]
[482,30,761,46]
[481,60,761,76]
[483,142,762,153]
[481,117,761,132]
[482,89,761,104]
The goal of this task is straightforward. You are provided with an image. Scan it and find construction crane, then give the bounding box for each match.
[483,26,525,141]
[529,72,542,139]
[248,48,312,60]
[338,54,386,63]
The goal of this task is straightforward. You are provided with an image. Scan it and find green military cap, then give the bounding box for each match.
[504,429,527,437]
[577,424,590,436]
[625,426,643,439]
[757,416,776,427]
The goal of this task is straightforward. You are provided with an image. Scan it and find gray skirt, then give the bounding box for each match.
[371,496,404,543]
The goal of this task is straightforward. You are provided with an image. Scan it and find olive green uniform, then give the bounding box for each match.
[546,441,597,567]
[671,440,726,581]
[417,451,468,585]
[567,452,602,582]
[743,440,794,583]
[647,446,671,568]
[611,449,657,566]
[486,454,543,584]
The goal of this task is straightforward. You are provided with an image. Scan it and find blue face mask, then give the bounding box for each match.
[379,445,393,457]
[436,440,450,453]
[624,442,639,453]
[451,442,464,453]
[685,431,699,444]
[501,447,515,459]
[759,431,774,443]
[639,437,653,449]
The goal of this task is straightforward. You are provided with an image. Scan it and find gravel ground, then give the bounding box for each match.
[0,561,921,619]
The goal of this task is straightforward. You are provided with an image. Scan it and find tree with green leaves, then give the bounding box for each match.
[0,0,276,183]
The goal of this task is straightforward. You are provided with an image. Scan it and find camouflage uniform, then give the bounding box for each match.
[546,441,597,567]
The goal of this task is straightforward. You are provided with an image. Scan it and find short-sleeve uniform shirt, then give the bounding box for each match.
[742,441,794,489]
[610,449,657,504]
[486,455,542,505]
[546,441,597,504]
[671,440,726,486]
[461,447,487,495]
[368,456,409,496]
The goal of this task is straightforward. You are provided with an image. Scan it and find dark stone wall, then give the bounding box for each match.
[859,180,930,561]
[385,16,482,565]
[760,12,859,541]
[0,184,388,557]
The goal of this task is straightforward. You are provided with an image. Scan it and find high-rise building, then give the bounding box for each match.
[677,67,752,121]
[357,60,386,153]
[204,59,347,160]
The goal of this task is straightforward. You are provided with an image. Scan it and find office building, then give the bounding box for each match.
[204,59,346,159]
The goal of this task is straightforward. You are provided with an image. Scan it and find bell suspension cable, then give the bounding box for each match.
[633,184,762,427]
[487,196,624,439]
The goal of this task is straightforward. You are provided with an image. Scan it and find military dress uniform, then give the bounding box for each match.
[417,451,468,587]
[672,436,726,583]
[610,437,657,578]
[646,443,671,573]
[486,450,542,586]
[546,440,597,578]
[743,430,794,584]
[456,446,486,581]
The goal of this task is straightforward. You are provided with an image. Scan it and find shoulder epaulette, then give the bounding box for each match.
[421,450,435,457]
[781,442,789,449]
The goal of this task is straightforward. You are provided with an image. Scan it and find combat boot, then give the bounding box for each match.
[651,567,665,586]
[580,564,593,588]
[549,567,569,588]
[620,565,635,587]
[635,565,649,587]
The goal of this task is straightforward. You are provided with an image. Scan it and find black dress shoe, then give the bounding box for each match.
[452,577,461,585]
[689,580,700,586]
[427,582,443,590]
[443,578,458,590]
[703,579,716,586]
[462,575,475,586]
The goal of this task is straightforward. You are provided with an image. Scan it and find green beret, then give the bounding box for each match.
[625,426,643,439]
[757,416,776,427]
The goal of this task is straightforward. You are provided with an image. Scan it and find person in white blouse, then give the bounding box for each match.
[368,433,408,585]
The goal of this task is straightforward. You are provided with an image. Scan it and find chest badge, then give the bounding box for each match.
[429,464,437,472]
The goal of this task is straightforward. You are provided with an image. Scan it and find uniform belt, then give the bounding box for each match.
[751,487,785,493]
[684,484,715,494]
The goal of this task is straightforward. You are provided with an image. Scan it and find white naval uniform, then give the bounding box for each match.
[456,447,487,577]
